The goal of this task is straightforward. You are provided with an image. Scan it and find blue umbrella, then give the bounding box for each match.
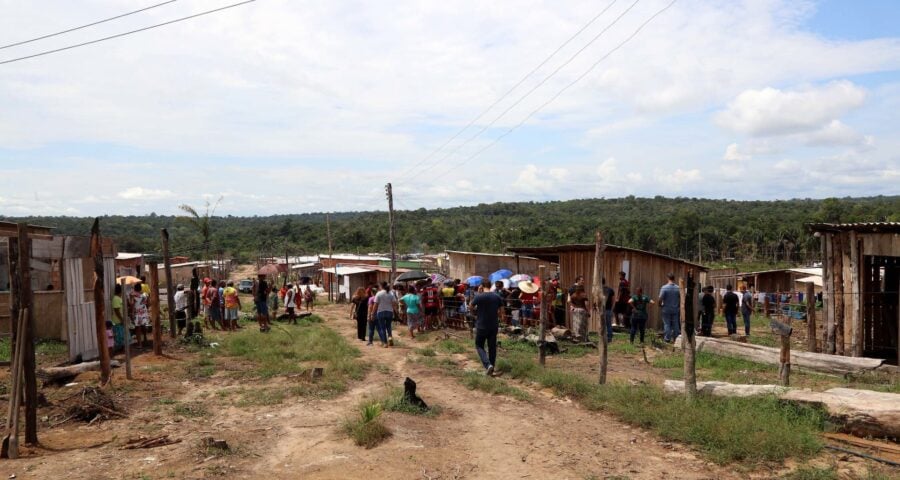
[464,275,483,286]
[489,269,513,283]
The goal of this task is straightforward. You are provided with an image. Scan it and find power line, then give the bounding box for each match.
[397,0,620,181]
[397,0,640,184]
[434,0,678,179]
[0,0,178,51]
[0,0,256,66]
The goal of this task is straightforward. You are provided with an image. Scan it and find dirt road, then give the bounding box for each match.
[5,305,739,479]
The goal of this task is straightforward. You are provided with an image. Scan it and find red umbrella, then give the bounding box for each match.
[258,264,280,276]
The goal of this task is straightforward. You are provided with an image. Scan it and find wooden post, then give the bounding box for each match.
[834,234,845,356]
[774,318,793,386]
[680,276,697,399]
[806,282,817,353]
[89,219,112,385]
[7,236,19,366]
[161,229,177,339]
[386,183,396,285]
[538,264,547,366]
[121,278,132,380]
[16,224,38,444]
[326,213,334,302]
[591,231,607,384]
[848,230,861,357]
[149,261,162,355]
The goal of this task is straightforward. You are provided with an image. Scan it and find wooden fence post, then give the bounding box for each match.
[805,282,816,353]
[682,272,697,399]
[161,229,176,339]
[591,231,607,385]
[772,318,793,386]
[89,219,112,385]
[16,224,38,444]
[149,262,162,355]
[538,264,547,366]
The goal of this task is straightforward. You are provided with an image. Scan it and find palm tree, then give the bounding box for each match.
[177,196,223,261]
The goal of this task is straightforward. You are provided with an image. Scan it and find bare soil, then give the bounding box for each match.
[0,304,889,479]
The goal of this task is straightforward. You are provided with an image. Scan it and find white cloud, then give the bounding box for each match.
[723,143,750,162]
[595,157,617,180]
[117,187,175,200]
[803,120,872,147]
[715,81,866,136]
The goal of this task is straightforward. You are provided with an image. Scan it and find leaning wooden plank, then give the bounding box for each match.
[823,433,900,456]
[675,336,884,375]
[37,360,121,382]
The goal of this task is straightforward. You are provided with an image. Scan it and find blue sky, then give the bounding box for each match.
[0,0,898,216]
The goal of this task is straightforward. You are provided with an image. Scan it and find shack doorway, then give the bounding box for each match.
[861,255,899,364]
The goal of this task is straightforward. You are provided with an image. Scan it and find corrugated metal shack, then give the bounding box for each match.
[507,243,708,331]
[810,222,899,364]
[1,222,116,360]
[446,250,551,282]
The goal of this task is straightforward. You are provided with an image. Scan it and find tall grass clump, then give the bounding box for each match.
[343,402,391,448]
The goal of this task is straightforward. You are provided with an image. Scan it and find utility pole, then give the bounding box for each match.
[386,183,396,283]
[591,231,607,384]
[89,219,112,385]
[698,231,702,264]
[326,213,334,302]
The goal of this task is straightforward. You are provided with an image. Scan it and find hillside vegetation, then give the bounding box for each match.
[4,195,898,266]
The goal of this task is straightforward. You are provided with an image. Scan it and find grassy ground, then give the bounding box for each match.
[198,315,367,403]
[432,335,829,466]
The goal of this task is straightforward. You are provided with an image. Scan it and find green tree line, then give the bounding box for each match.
[4,195,898,267]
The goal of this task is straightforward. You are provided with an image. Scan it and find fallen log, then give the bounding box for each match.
[663,380,790,397]
[38,360,121,382]
[782,388,900,439]
[675,335,884,375]
[665,380,900,439]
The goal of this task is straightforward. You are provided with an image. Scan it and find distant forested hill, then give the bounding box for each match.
[4,196,898,267]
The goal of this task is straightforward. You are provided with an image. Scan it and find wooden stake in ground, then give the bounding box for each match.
[149,261,162,355]
[326,213,334,302]
[161,229,176,339]
[90,219,112,385]
[538,264,547,366]
[386,183,396,285]
[121,278,133,380]
[771,318,794,386]
[806,281,817,353]
[16,223,38,444]
[591,231,607,384]
[681,272,697,399]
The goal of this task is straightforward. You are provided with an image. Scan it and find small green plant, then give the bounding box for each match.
[436,339,467,354]
[343,401,391,448]
[781,465,838,480]
[414,347,437,357]
[460,372,531,401]
[173,402,207,418]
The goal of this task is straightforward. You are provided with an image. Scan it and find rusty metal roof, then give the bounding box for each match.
[506,243,708,270]
[808,222,900,233]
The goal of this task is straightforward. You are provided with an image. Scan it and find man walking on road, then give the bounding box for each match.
[658,273,681,343]
[469,277,503,376]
